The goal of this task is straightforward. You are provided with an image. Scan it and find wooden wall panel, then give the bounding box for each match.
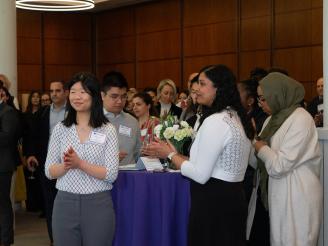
[273,47,312,81]
[239,51,271,80]
[44,40,91,65]
[241,0,271,18]
[17,11,42,92]
[241,16,271,51]
[302,81,314,102]
[17,10,41,38]
[275,11,312,48]
[312,46,323,81]
[184,0,237,26]
[137,59,181,89]
[96,4,136,86]
[184,21,237,56]
[43,12,92,85]
[17,10,92,94]
[312,0,323,8]
[97,37,135,64]
[135,0,180,33]
[137,30,180,61]
[16,0,323,99]
[184,54,237,88]
[312,8,323,45]
[275,0,311,13]
[17,38,41,65]
[44,13,91,40]
[97,63,135,88]
[97,9,135,39]
[44,65,91,85]
[17,65,42,92]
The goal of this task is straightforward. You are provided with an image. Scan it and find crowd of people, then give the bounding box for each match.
[0,66,324,246]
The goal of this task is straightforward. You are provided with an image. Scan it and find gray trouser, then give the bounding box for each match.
[52,190,115,246]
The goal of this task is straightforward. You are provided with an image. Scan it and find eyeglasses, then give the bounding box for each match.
[107,93,128,101]
[257,95,266,103]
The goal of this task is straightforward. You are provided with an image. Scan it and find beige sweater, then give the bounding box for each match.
[250,107,322,246]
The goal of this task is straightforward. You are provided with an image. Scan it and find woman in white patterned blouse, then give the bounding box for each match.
[45,72,119,246]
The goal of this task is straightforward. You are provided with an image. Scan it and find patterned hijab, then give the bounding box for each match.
[257,72,305,209]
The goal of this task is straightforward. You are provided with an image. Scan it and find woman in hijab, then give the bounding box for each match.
[252,72,322,246]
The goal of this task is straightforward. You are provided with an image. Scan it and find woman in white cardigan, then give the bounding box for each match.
[252,72,323,246]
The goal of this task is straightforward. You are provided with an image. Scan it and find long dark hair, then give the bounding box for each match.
[63,72,108,128]
[133,92,159,117]
[239,78,260,110]
[26,90,41,113]
[184,75,199,117]
[1,86,16,109]
[199,65,255,140]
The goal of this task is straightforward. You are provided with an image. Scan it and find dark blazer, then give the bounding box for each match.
[25,105,51,167]
[307,96,323,118]
[0,102,20,172]
[156,103,182,119]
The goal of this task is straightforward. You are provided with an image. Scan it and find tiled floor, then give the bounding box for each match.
[13,210,49,246]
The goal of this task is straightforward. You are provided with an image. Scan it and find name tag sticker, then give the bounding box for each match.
[119,125,131,137]
[317,104,324,113]
[89,131,106,144]
[141,128,148,137]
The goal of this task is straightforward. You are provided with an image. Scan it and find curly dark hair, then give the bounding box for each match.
[63,72,108,128]
[133,92,159,117]
[238,78,259,108]
[1,86,15,108]
[199,64,255,140]
[250,67,268,82]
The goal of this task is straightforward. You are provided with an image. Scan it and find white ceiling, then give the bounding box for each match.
[93,0,155,11]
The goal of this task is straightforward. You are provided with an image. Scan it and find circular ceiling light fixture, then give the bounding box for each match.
[16,0,95,12]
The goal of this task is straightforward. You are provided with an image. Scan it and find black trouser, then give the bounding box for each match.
[247,195,270,246]
[24,166,44,212]
[0,172,14,246]
[40,171,57,243]
[188,179,247,246]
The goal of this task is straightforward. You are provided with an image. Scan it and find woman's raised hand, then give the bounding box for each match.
[141,137,175,159]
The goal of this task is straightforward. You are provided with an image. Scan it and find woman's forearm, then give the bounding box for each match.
[171,153,189,169]
[49,163,68,179]
[79,160,107,180]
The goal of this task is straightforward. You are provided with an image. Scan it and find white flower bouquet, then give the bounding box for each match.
[153,114,194,154]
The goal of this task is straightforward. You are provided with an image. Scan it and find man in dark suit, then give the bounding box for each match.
[307,77,324,127]
[26,81,67,246]
[0,85,20,246]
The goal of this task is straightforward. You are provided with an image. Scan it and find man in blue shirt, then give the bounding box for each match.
[26,81,67,246]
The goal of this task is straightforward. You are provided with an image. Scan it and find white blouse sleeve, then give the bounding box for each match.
[257,113,318,178]
[181,115,230,184]
[45,123,63,179]
[103,125,119,182]
[248,147,258,169]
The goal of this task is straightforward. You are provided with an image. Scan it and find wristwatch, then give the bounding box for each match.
[252,136,262,145]
[167,152,177,161]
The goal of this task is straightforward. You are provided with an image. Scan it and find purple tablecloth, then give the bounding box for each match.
[111,171,190,246]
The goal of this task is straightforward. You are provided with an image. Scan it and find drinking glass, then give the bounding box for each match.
[28,162,36,180]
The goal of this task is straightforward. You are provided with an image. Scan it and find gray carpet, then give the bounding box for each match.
[14,209,49,246]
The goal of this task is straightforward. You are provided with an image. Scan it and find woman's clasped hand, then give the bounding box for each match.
[141,137,176,160]
[62,146,82,170]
